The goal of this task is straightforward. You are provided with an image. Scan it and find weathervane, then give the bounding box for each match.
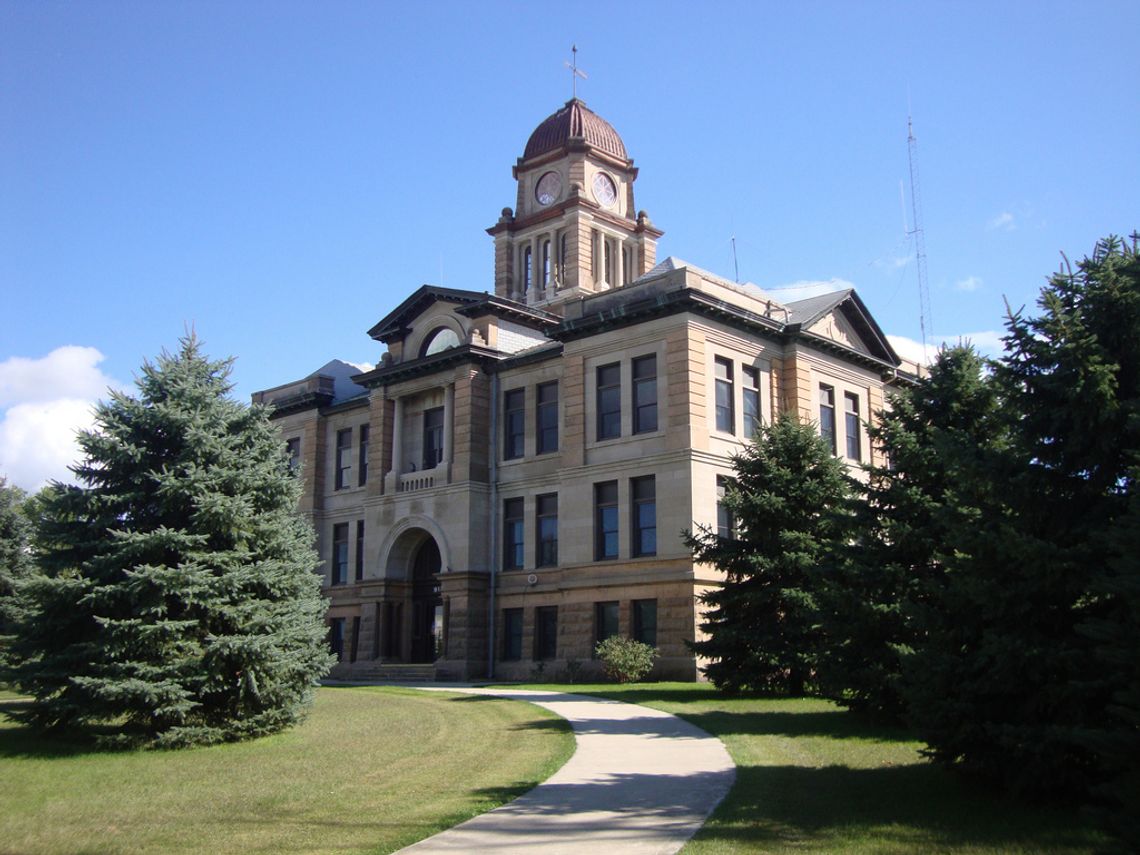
[564,44,587,99]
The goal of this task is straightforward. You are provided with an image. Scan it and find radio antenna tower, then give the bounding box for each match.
[906,115,933,361]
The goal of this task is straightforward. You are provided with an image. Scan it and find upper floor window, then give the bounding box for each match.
[358,425,369,486]
[354,520,365,582]
[595,481,619,560]
[331,523,349,586]
[536,493,558,567]
[844,392,862,461]
[716,475,735,540]
[503,497,524,570]
[632,355,657,434]
[423,407,444,469]
[421,326,460,357]
[504,388,525,460]
[820,385,837,455]
[596,363,621,441]
[742,366,760,439]
[285,437,301,473]
[536,381,558,454]
[335,429,353,489]
[541,239,551,287]
[715,358,735,433]
[631,475,657,557]
[523,246,533,294]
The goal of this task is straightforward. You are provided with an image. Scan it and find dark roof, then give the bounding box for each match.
[366,285,486,343]
[523,99,628,161]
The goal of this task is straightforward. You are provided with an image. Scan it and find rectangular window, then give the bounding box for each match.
[535,493,558,567]
[632,599,658,647]
[536,381,558,454]
[350,615,361,663]
[331,523,349,586]
[358,425,370,486]
[504,388,525,460]
[335,428,352,489]
[504,497,525,570]
[716,475,735,540]
[715,357,734,433]
[422,407,444,469]
[742,366,760,439]
[595,481,619,560]
[596,363,621,440]
[845,392,862,461]
[632,355,657,434]
[285,437,301,473]
[329,618,345,662]
[631,475,656,557]
[502,608,523,661]
[535,606,558,660]
[595,601,619,646]
[820,385,837,454]
[354,520,365,582]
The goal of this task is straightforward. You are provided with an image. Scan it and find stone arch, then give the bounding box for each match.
[379,516,451,580]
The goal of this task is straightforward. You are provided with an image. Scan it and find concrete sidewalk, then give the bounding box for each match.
[395,687,735,855]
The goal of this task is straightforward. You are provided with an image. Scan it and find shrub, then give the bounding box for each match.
[594,636,657,683]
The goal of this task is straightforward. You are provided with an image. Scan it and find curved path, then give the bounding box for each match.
[396,687,735,855]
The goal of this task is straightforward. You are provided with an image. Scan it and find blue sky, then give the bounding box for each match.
[2,1,1137,490]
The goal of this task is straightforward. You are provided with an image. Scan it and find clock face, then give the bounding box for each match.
[535,171,562,207]
[592,172,617,207]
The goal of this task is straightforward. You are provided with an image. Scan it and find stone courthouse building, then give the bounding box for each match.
[253,98,916,681]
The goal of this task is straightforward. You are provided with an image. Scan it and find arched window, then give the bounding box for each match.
[420,326,460,357]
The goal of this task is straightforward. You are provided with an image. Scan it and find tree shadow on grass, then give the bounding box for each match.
[677,708,916,743]
[699,763,1117,854]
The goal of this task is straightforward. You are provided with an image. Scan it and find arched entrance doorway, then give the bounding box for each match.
[410,537,442,663]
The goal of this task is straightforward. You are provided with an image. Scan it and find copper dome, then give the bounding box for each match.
[523,99,628,161]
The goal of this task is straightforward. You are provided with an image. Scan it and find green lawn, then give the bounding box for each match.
[0,686,574,855]
[567,683,1116,855]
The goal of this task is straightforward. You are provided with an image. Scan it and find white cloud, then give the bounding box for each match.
[345,360,375,373]
[955,275,983,292]
[0,347,123,492]
[767,278,857,303]
[0,346,117,407]
[887,331,1005,366]
[871,253,911,272]
[987,211,1016,232]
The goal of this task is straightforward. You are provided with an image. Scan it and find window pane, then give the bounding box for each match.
[845,392,861,461]
[632,355,657,434]
[504,389,525,459]
[423,407,444,469]
[819,386,837,454]
[536,381,558,454]
[503,609,523,660]
[335,428,352,489]
[358,425,369,486]
[715,358,734,433]
[632,475,656,557]
[504,498,524,570]
[595,601,619,644]
[595,481,618,560]
[536,493,558,567]
[535,606,557,660]
[742,366,760,438]
[633,599,657,647]
[597,363,621,440]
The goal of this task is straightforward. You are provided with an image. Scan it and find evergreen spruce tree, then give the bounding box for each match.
[816,345,1004,722]
[904,235,1139,799]
[687,413,854,695]
[7,335,332,746]
[0,476,34,653]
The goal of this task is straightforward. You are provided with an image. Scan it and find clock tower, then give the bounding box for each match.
[487,98,663,310]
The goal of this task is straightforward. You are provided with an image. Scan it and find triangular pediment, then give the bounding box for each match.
[366,285,486,343]
[786,290,900,365]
